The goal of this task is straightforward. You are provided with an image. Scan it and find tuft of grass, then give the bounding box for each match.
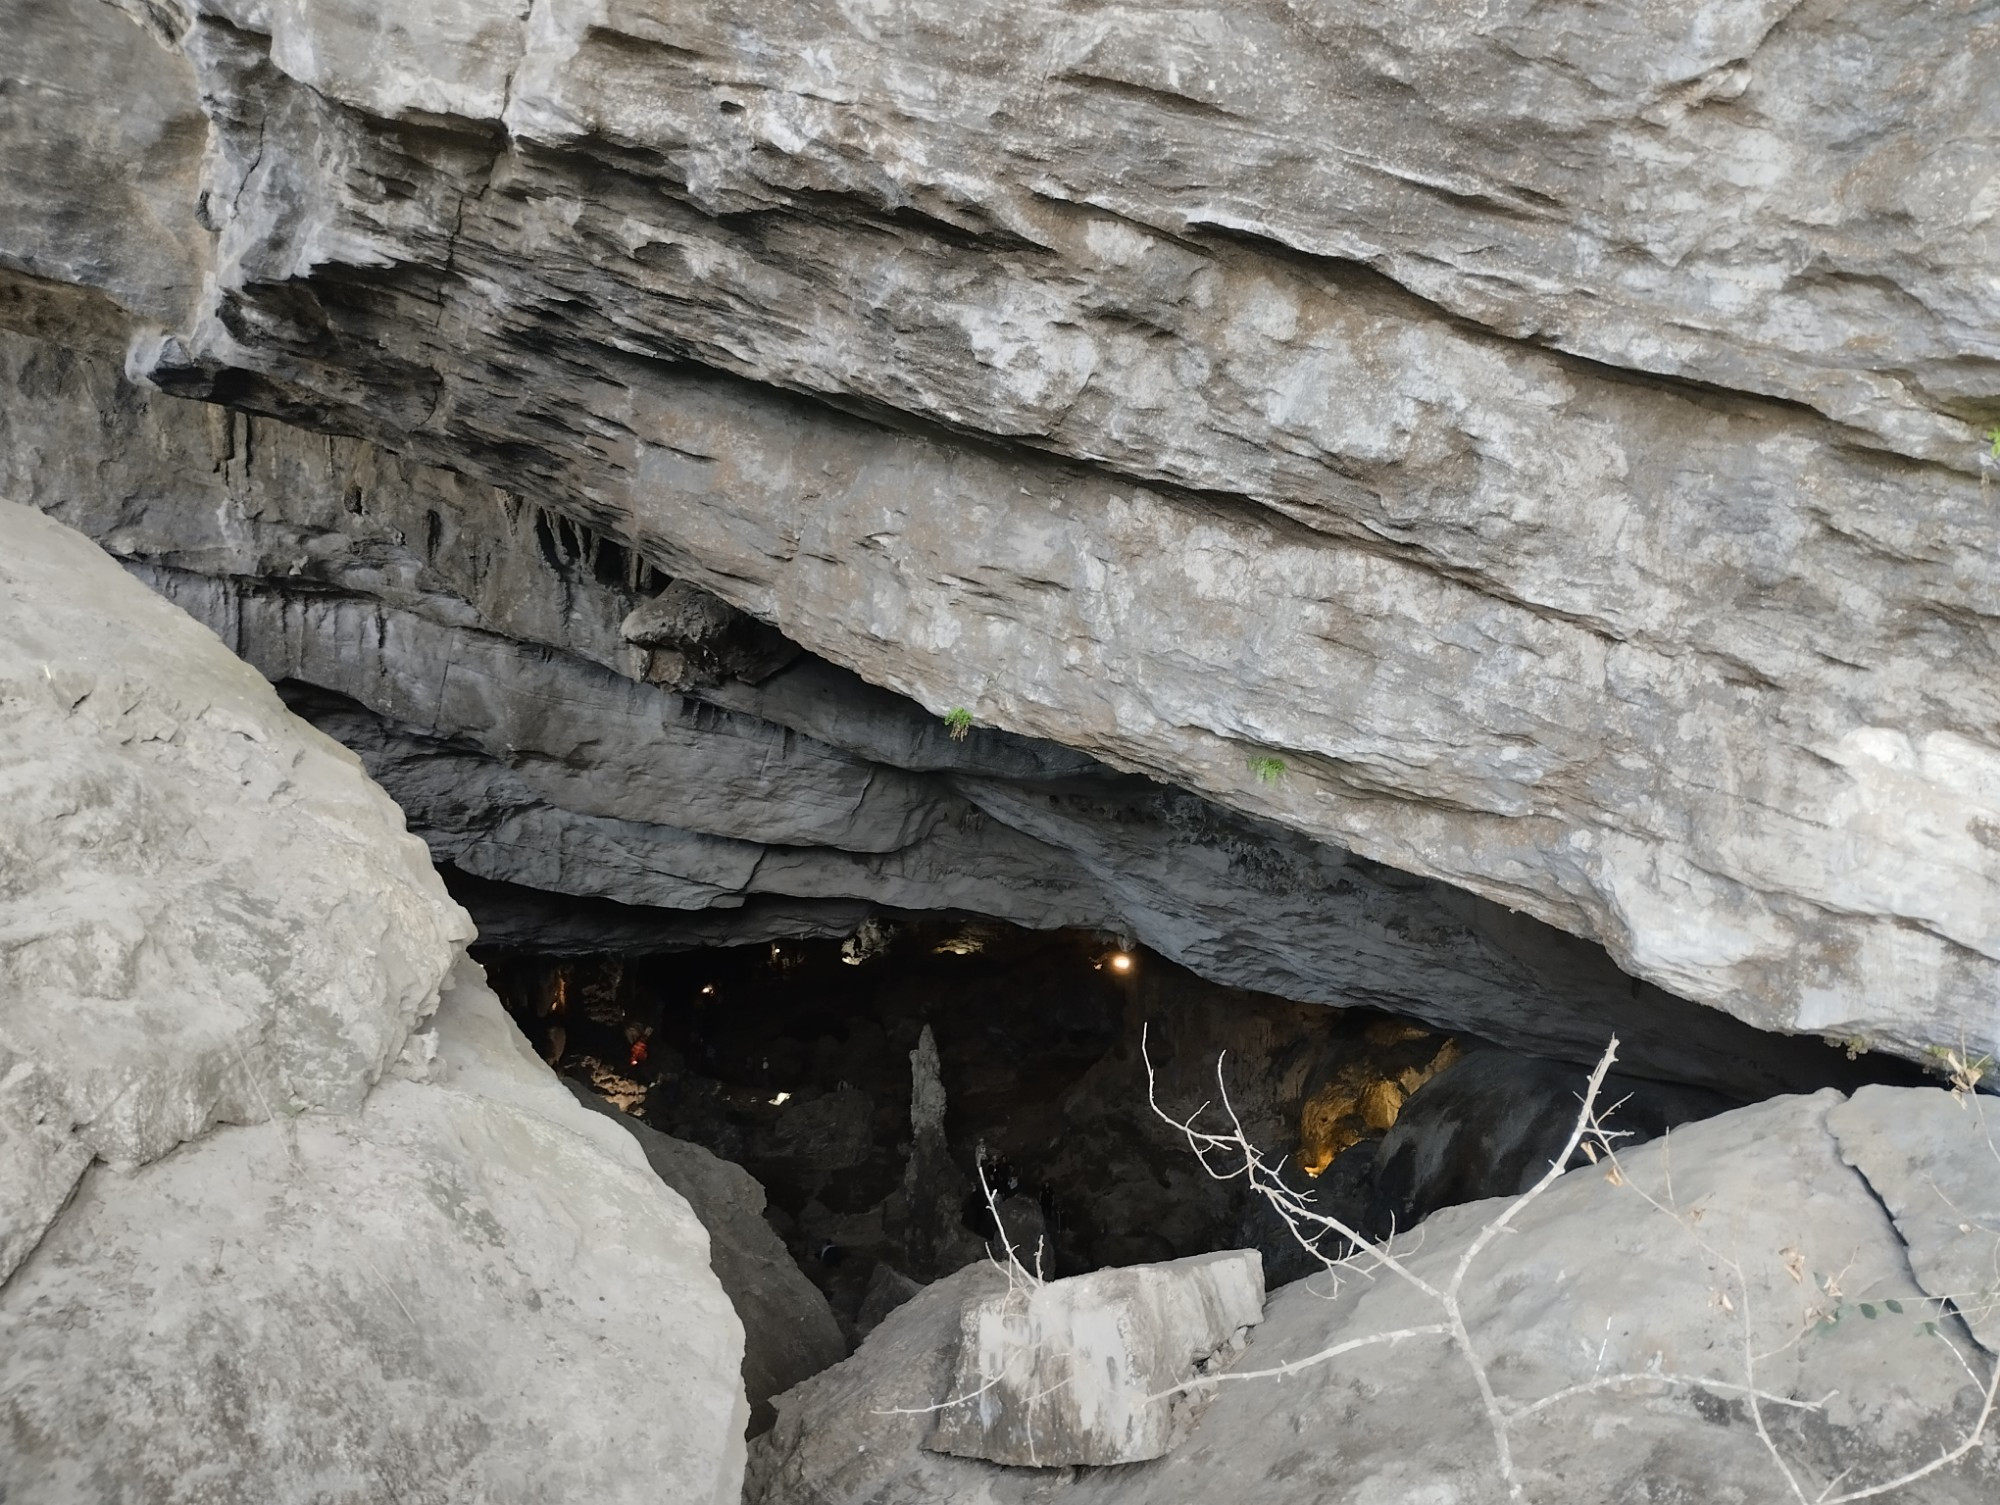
[1248,754,1287,785]
[1987,425,2000,460]
[943,706,974,742]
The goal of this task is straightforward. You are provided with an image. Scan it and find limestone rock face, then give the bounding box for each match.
[7,0,2000,1061]
[1,962,750,1505]
[747,1089,2000,1504]
[0,499,470,1281]
[1,332,1866,1099]
[926,1249,1265,1467]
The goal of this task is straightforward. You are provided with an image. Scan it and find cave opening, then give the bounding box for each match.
[479,914,1924,1352]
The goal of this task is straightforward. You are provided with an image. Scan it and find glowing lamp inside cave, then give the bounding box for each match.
[1108,951,1135,974]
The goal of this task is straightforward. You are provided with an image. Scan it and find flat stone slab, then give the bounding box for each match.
[925,1249,1264,1467]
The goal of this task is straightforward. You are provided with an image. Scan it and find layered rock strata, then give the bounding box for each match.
[5,328,1858,1096]
[7,0,1999,1062]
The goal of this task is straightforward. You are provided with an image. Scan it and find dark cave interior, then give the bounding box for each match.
[480,916,1922,1346]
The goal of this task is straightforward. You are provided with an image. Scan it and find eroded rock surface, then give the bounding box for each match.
[1832,1085,2000,1355]
[7,0,1999,1063]
[1,961,749,1505]
[3,331,1869,1098]
[926,1249,1265,1467]
[0,498,469,1281]
[0,506,748,1501]
[748,1089,2000,1504]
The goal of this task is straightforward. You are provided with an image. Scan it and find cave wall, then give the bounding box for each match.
[2,326,1855,1096]
[4,0,1998,1066]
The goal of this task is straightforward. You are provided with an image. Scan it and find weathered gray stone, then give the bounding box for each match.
[749,1090,2000,1504]
[1,333,1867,1097]
[5,0,1993,1064]
[562,1076,848,1435]
[1832,1084,2000,1355]
[1,958,750,1505]
[0,498,469,1282]
[926,1249,1264,1467]
[747,1262,1013,1505]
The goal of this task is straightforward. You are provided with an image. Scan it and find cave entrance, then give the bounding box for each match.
[478,917,1915,1348]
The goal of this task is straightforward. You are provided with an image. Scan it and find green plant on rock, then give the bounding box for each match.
[943,706,975,742]
[1986,425,2000,460]
[1248,754,1287,785]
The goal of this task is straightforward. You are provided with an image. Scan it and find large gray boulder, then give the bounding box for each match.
[0,498,471,1281]
[748,1089,2000,1504]
[1,961,750,1505]
[0,503,749,1502]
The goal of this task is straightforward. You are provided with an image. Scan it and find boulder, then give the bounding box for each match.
[926,1250,1265,1467]
[747,1262,1013,1505]
[0,962,749,1505]
[0,498,470,1281]
[747,1090,2000,1503]
[0,505,747,1501]
[562,1076,848,1435]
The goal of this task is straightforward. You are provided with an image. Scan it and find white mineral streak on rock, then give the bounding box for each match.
[926,1250,1265,1467]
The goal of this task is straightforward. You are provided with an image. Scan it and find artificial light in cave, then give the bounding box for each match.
[1108,951,1135,974]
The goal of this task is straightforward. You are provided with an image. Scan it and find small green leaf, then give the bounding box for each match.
[1922,1320,1941,1337]
[1885,1299,1904,1314]
[1859,1303,1878,1319]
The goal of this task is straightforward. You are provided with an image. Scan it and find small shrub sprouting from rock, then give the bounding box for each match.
[944,707,975,741]
[1247,755,1287,785]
